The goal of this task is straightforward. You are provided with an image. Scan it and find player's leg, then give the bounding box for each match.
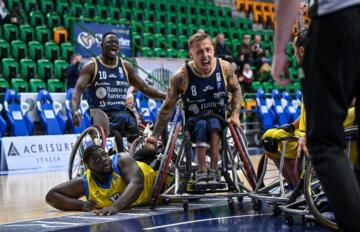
[192,119,208,185]
[208,117,223,185]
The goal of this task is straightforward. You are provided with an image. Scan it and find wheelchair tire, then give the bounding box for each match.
[68,125,106,180]
[150,123,181,210]
[304,162,338,231]
[229,124,257,190]
[129,136,146,157]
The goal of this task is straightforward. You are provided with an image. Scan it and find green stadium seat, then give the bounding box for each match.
[11,78,29,93]
[2,58,19,80]
[37,59,54,80]
[28,41,44,60]
[131,21,142,35]
[19,25,35,43]
[47,12,61,28]
[143,11,155,21]
[154,48,166,57]
[11,40,28,60]
[142,33,154,47]
[29,78,47,92]
[44,42,60,61]
[166,12,177,24]
[166,48,177,58]
[0,40,10,59]
[178,35,188,50]
[155,21,165,35]
[29,11,45,27]
[176,24,188,37]
[154,11,166,22]
[63,15,75,30]
[262,82,273,93]
[177,13,187,25]
[20,59,37,80]
[0,78,10,93]
[251,81,262,91]
[56,0,70,15]
[70,3,83,17]
[177,49,188,58]
[292,81,301,92]
[143,20,155,34]
[3,24,19,41]
[84,3,96,19]
[109,8,122,20]
[6,0,22,11]
[24,0,38,12]
[154,34,166,49]
[40,0,54,14]
[141,47,154,57]
[54,60,69,80]
[165,23,177,35]
[47,79,64,92]
[35,26,51,43]
[60,42,74,62]
[166,34,178,49]
[97,6,109,19]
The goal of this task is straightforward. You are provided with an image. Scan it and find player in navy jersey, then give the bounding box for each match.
[71,32,166,150]
[144,32,243,187]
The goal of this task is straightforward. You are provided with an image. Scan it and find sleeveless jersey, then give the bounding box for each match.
[83,154,157,208]
[182,58,228,119]
[88,57,129,111]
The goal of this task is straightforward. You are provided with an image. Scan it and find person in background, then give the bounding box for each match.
[65,54,82,90]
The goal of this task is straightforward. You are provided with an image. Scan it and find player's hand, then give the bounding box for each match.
[144,136,158,150]
[228,113,241,128]
[72,110,82,126]
[82,200,98,212]
[94,205,119,216]
[298,2,308,15]
[296,136,309,158]
[271,51,291,87]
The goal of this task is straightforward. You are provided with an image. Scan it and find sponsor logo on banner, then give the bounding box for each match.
[77,32,96,49]
[1,134,78,171]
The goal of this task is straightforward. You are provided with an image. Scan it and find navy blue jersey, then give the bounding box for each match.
[88,57,129,112]
[182,59,228,119]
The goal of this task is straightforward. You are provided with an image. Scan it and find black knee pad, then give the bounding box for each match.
[262,137,278,153]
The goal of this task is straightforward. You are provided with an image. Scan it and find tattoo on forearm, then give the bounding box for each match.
[227,73,242,114]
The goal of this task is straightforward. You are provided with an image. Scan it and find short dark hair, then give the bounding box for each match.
[295,29,308,47]
[101,32,118,43]
[82,145,104,164]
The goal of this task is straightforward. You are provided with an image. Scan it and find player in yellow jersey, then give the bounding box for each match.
[46,145,158,215]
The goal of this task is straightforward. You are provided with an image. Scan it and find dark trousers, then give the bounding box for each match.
[303,5,360,231]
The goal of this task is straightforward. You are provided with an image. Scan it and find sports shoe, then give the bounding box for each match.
[208,169,221,185]
[194,170,208,186]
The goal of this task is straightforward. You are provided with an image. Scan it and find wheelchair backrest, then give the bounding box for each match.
[90,108,110,137]
[36,89,66,135]
[3,89,33,136]
[65,88,91,133]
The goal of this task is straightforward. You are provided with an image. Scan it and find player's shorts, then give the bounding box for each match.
[106,110,139,142]
[262,128,305,159]
[188,116,223,147]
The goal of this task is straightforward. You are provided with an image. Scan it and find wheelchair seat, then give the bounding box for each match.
[65,88,91,133]
[3,89,33,136]
[256,88,276,130]
[36,89,66,135]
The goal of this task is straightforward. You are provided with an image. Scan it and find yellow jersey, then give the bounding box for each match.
[83,154,157,209]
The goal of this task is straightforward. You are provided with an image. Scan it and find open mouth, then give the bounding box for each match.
[110,48,117,56]
[202,60,211,69]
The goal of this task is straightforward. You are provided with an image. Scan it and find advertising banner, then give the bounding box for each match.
[74,22,131,58]
[135,58,187,92]
[0,134,78,171]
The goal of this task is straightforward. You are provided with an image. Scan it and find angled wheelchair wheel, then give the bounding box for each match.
[150,122,182,210]
[68,125,106,180]
[229,124,257,190]
[304,162,338,231]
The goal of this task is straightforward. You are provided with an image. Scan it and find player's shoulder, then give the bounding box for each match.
[170,65,188,90]
[219,58,233,73]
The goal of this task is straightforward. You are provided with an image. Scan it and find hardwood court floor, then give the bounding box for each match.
[0,155,263,225]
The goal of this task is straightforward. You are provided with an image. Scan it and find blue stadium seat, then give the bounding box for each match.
[36,90,66,135]
[271,89,290,126]
[135,91,152,123]
[0,104,7,137]
[65,88,91,133]
[282,91,300,123]
[3,89,33,136]
[256,88,276,130]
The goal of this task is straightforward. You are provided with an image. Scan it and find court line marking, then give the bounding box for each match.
[143,213,273,230]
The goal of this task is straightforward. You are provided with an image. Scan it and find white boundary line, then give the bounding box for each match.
[143,213,273,230]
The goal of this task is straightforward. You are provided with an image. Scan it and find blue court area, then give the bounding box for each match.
[0,198,329,232]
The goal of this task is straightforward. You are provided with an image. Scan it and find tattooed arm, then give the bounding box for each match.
[224,62,242,128]
[144,70,185,149]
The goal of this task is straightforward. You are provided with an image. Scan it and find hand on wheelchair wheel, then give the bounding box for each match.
[72,111,82,126]
[144,136,158,151]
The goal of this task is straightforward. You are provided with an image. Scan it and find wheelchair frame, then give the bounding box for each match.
[149,101,258,211]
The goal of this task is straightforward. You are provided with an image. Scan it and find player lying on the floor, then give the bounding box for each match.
[46,145,161,215]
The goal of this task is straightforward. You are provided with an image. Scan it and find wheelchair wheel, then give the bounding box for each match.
[255,153,283,195]
[129,136,146,157]
[304,162,338,231]
[229,124,257,190]
[68,125,106,180]
[150,122,181,210]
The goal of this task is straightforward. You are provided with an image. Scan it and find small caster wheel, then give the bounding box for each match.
[285,214,294,226]
[163,197,170,204]
[228,199,236,211]
[252,198,262,211]
[183,202,189,212]
[237,196,244,203]
[273,203,281,215]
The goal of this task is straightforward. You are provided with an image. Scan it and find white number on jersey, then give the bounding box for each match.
[191,85,197,96]
[99,71,107,80]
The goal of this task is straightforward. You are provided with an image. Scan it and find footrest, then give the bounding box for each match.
[192,182,227,191]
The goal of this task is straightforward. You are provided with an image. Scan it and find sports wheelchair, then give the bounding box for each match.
[135,100,258,211]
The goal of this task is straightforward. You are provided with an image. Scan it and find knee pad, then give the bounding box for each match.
[262,137,278,153]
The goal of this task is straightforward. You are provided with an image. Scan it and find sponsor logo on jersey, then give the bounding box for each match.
[203,85,214,92]
[96,87,107,99]
[108,74,118,79]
